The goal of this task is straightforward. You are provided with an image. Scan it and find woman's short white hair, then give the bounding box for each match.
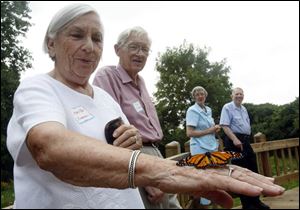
[116,26,152,47]
[43,3,102,55]
[191,86,208,98]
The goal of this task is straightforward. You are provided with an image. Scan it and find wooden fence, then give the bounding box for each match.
[165,134,299,209]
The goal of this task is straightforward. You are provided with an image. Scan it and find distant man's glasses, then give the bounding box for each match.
[125,44,151,56]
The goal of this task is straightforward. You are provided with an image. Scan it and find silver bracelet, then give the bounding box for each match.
[128,150,141,189]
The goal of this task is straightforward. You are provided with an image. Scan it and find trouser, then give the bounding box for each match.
[139,143,182,209]
[223,133,261,208]
[190,143,217,205]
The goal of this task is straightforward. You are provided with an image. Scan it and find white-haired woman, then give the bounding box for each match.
[186,86,221,207]
[7,3,284,209]
[7,4,143,208]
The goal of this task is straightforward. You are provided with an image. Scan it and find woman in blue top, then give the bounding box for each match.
[186,86,221,206]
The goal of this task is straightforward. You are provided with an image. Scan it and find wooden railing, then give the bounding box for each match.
[165,135,299,209]
[252,134,299,186]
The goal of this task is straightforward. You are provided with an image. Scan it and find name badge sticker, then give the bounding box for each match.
[133,101,144,113]
[71,106,94,124]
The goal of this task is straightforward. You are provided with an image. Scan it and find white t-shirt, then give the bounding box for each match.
[6,74,144,209]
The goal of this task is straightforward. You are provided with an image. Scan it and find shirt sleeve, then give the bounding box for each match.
[7,76,66,166]
[186,107,199,127]
[15,79,66,132]
[219,104,231,126]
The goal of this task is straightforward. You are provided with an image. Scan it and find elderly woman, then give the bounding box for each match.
[7,4,143,209]
[7,3,284,209]
[186,86,221,206]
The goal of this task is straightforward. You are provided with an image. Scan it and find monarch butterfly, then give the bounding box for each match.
[176,151,243,169]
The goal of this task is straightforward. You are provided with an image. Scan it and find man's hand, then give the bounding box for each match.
[113,124,143,150]
[233,138,243,151]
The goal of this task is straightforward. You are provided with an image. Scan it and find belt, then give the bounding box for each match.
[234,133,251,140]
[143,142,159,147]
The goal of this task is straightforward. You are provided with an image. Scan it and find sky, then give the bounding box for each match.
[21,1,299,105]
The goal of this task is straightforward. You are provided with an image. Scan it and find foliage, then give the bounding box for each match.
[1,1,32,181]
[1,180,14,208]
[1,1,32,135]
[246,103,279,141]
[245,97,299,141]
[154,42,232,149]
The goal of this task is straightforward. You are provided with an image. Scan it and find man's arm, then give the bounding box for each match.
[222,126,243,151]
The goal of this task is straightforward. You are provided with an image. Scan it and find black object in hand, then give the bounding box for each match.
[104,117,124,144]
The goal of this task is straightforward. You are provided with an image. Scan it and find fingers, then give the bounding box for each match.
[112,125,143,149]
[145,186,165,204]
[195,190,233,209]
[230,165,274,185]
[235,143,243,151]
[215,125,221,132]
[207,166,285,197]
[227,165,285,196]
[127,134,143,150]
[206,170,264,197]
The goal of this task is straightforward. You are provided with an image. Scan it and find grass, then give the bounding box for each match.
[281,179,299,190]
[1,180,14,208]
[268,152,298,176]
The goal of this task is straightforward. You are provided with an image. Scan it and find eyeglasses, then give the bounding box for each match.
[125,44,151,56]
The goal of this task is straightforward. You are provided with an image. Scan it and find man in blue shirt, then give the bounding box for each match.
[220,87,270,209]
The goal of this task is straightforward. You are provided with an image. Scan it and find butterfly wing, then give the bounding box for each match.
[193,155,211,169]
[209,151,232,166]
[227,151,243,159]
[187,154,205,165]
[176,153,208,168]
[176,153,192,166]
[210,151,243,166]
[176,151,243,169]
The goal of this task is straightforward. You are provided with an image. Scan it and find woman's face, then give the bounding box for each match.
[48,12,103,84]
[194,90,206,105]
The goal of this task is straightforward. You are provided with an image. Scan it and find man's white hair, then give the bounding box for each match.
[116,26,152,47]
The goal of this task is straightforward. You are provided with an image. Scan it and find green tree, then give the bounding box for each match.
[245,102,279,141]
[1,1,32,181]
[270,97,299,140]
[154,42,232,149]
[245,97,299,141]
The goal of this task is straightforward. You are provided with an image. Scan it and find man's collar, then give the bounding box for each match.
[116,64,134,84]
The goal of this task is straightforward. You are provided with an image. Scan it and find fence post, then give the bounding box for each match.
[184,140,190,152]
[165,141,181,158]
[254,132,272,177]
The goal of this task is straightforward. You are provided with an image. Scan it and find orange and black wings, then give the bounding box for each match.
[176,151,243,169]
[209,151,242,167]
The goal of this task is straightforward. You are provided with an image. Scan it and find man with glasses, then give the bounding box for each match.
[93,26,181,209]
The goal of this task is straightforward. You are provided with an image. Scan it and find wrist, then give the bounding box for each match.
[135,154,175,188]
[128,150,141,188]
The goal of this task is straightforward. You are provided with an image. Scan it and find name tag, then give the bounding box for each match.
[71,106,94,124]
[133,101,144,113]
